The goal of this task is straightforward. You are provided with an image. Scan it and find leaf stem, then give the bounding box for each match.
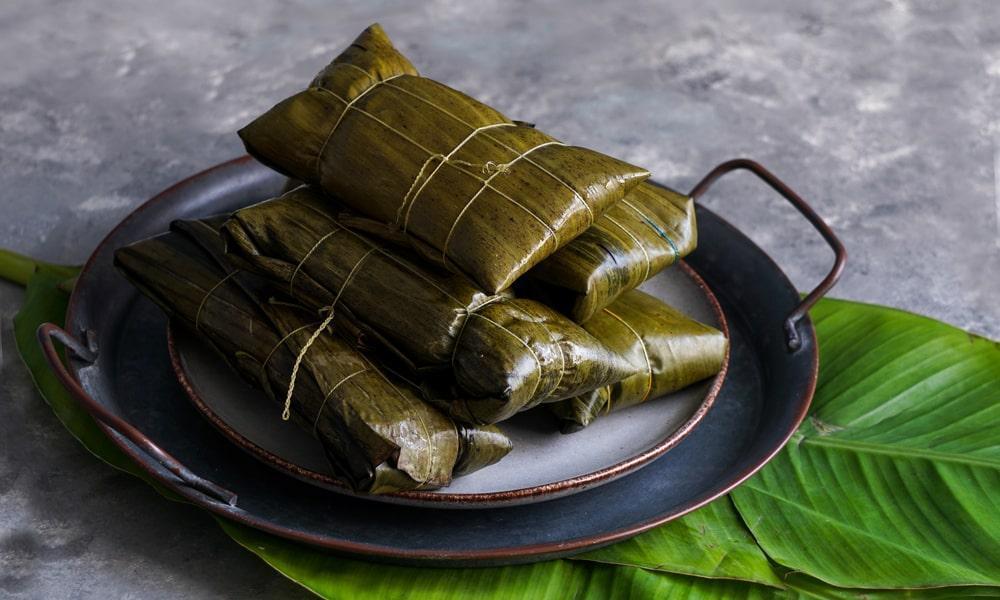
[0,248,78,288]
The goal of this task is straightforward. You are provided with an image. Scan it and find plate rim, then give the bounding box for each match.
[166,260,731,508]
[58,156,819,563]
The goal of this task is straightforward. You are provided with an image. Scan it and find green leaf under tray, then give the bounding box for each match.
[10,252,997,598]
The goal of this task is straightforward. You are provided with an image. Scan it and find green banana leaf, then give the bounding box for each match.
[8,255,777,596]
[13,266,140,478]
[0,248,78,287]
[8,250,998,597]
[221,521,1000,599]
[577,498,783,587]
[781,574,998,599]
[731,299,1000,589]
[218,520,782,600]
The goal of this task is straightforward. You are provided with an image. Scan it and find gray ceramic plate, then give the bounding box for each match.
[168,262,729,508]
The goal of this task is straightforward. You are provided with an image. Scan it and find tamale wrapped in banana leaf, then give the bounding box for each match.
[221,186,635,424]
[550,289,728,433]
[523,183,698,323]
[114,226,511,493]
[238,23,650,293]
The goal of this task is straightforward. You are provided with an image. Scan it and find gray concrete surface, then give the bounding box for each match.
[2,0,998,597]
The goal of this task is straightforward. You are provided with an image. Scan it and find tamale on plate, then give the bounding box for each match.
[550,289,728,432]
[524,183,698,323]
[239,24,649,293]
[221,186,636,424]
[114,224,511,493]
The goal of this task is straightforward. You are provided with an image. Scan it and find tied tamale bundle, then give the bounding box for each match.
[113,226,511,493]
[523,183,698,323]
[221,186,636,424]
[550,289,728,433]
[238,23,650,293]
[175,216,509,465]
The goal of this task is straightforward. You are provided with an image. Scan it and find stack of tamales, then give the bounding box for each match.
[114,24,728,494]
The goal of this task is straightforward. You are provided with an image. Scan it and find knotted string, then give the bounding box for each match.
[280,247,376,420]
[285,208,558,410]
[314,74,584,269]
[395,121,516,228]
[448,294,507,368]
[314,66,600,272]
[259,321,321,411]
[380,80,591,224]
[449,295,554,407]
[402,156,511,204]
[440,140,562,266]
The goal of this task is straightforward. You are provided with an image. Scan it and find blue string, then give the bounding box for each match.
[641,217,679,262]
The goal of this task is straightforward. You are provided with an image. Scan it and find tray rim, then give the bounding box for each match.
[165,260,731,508]
[58,156,819,563]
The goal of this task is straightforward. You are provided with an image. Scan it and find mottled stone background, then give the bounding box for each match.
[1,1,997,597]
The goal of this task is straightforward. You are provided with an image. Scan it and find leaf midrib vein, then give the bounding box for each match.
[738,485,990,578]
[799,434,1000,469]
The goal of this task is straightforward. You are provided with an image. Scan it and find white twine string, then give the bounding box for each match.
[439,141,562,265]
[289,226,343,296]
[311,367,369,435]
[280,248,376,420]
[396,122,514,228]
[602,307,653,403]
[194,270,241,332]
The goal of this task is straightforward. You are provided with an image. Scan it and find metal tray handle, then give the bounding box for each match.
[37,323,238,506]
[689,158,847,352]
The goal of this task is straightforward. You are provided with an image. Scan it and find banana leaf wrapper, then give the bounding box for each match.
[113,227,510,493]
[181,216,516,476]
[238,23,650,293]
[550,289,728,433]
[221,186,636,424]
[523,183,697,323]
[174,217,514,472]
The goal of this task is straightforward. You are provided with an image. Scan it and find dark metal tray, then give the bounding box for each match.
[39,156,844,566]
